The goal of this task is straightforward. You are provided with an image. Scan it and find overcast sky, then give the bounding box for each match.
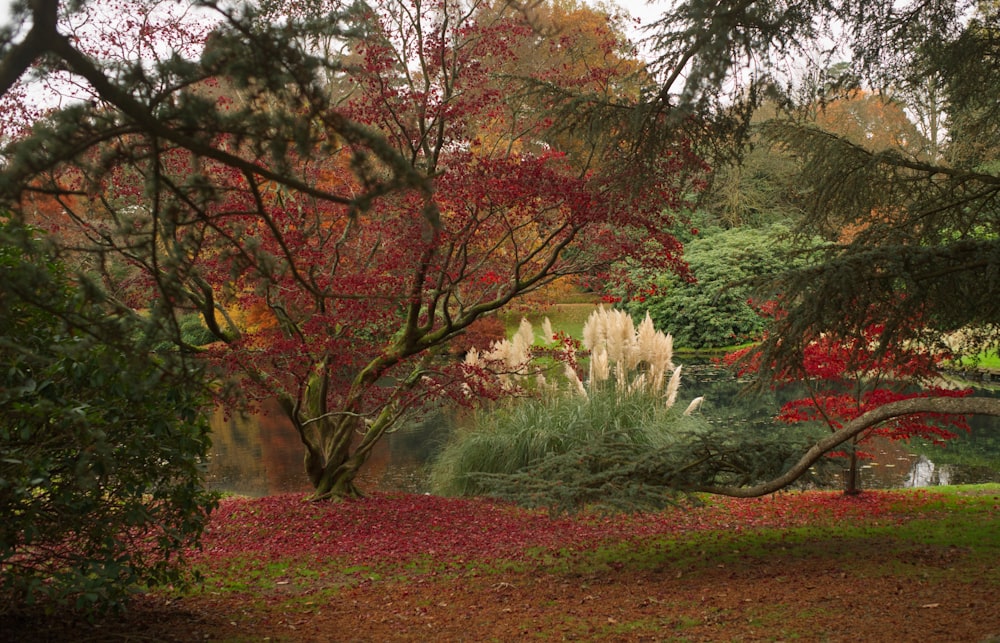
[613,0,670,27]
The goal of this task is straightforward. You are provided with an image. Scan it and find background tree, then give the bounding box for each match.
[619,223,821,349]
[0,221,215,614]
[639,0,1000,421]
[698,132,804,229]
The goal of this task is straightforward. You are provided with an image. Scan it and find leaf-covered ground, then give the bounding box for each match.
[6,488,1000,642]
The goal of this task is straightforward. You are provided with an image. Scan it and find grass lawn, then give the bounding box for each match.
[500,300,603,344]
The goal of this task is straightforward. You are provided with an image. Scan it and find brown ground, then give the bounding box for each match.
[5,540,999,642]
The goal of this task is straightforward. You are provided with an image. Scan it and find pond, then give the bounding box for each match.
[203,363,1000,497]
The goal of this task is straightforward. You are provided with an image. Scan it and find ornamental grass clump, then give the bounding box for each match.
[430,307,706,497]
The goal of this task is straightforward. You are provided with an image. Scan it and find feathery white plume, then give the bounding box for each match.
[683,396,705,416]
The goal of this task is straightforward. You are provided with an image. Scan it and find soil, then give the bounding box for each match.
[5,539,999,642]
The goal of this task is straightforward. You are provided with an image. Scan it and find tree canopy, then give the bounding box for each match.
[0,0,707,498]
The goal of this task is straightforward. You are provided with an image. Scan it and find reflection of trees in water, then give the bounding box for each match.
[905,456,950,487]
[205,369,1000,496]
[207,399,311,497]
[901,384,1000,485]
[207,399,440,496]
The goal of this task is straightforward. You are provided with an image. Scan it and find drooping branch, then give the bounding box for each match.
[693,396,1000,498]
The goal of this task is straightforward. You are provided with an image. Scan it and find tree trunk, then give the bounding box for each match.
[844,448,861,496]
[302,415,367,500]
[308,410,393,499]
[311,455,367,499]
[278,386,367,499]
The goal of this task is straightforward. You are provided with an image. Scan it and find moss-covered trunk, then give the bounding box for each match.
[280,347,424,499]
[297,411,367,499]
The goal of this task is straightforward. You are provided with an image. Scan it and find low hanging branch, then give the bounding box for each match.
[693,396,1000,498]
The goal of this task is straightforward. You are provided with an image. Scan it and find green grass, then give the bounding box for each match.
[531,485,1000,581]
[500,301,601,344]
[147,486,1000,642]
[949,350,1000,371]
[501,299,759,354]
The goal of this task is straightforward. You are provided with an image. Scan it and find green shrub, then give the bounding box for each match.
[0,222,217,615]
[432,308,829,513]
[179,313,218,347]
[431,307,708,497]
[623,224,820,349]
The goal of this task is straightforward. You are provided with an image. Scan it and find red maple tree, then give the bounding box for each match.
[15,0,704,498]
[727,309,970,495]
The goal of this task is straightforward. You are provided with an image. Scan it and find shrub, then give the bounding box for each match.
[430,307,707,496]
[431,307,830,512]
[0,222,216,615]
[430,387,710,497]
[623,224,820,349]
[179,312,219,347]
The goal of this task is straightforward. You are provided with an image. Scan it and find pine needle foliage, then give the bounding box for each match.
[752,121,1000,374]
[636,0,1000,379]
[472,422,828,515]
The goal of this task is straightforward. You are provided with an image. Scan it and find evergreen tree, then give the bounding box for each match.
[482,0,1000,505]
[641,0,1000,374]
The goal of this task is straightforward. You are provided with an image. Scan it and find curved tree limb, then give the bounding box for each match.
[0,0,58,96]
[692,396,1000,498]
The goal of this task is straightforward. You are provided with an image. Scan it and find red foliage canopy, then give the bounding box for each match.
[726,311,971,462]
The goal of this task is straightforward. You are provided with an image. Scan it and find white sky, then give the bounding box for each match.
[611,0,670,28]
[0,0,672,33]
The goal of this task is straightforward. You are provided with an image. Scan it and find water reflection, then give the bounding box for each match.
[206,399,310,496]
[683,361,1000,491]
[205,398,431,497]
[204,363,1000,497]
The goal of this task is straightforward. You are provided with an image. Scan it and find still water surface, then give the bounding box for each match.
[204,364,1000,497]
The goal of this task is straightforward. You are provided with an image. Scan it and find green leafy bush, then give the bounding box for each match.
[0,223,217,615]
[623,224,819,349]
